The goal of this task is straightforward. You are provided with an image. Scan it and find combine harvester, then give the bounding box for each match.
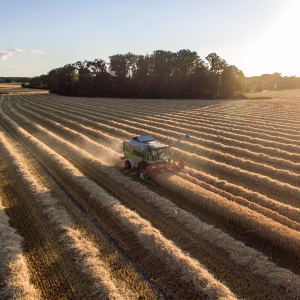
[121,134,190,185]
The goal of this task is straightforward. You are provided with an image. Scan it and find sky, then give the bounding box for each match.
[1,0,300,78]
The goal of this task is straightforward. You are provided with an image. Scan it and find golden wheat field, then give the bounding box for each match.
[1,91,300,300]
[0,83,48,94]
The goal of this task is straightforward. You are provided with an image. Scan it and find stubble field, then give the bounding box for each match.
[1,91,300,300]
[0,83,48,94]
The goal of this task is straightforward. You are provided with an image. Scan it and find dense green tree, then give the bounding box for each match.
[205,53,227,98]
[26,49,296,99]
[87,59,112,96]
[220,65,245,98]
[186,63,210,98]
[54,64,78,95]
[0,77,31,83]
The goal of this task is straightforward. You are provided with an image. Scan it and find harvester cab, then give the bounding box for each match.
[121,134,190,185]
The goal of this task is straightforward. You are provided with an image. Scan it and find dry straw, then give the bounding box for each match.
[0,202,40,300]
[58,97,300,167]
[177,171,300,231]
[18,96,132,139]
[12,95,300,212]
[70,99,300,163]
[0,136,40,300]
[3,96,300,299]
[185,167,300,224]
[172,147,300,201]
[1,97,237,300]
[13,102,121,165]
[21,96,300,190]
[0,127,125,300]
[155,172,300,258]
[17,97,122,152]
[25,96,300,202]
[31,95,300,154]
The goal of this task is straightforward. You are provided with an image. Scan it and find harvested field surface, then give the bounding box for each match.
[1,91,300,299]
[0,83,48,94]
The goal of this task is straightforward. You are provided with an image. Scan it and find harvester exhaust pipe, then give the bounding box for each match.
[167,133,190,150]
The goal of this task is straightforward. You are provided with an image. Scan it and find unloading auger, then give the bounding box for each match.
[121,133,190,185]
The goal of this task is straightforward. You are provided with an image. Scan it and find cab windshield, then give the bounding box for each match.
[151,148,165,160]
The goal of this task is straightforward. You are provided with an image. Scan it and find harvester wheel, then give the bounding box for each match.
[179,160,185,169]
[137,161,148,175]
[125,160,131,169]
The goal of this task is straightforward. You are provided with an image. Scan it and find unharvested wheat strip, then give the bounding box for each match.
[21,97,297,217]
[17,98,300,173]
[177,112,300,136]
[24,96,300,156]
[173,105,300,130]
[4,98,300,299]
[154,172,300,257]
[217,102,300,123]
[0,100,237,300]
[18,100,300,190]
[25,101,300,190]
[19,96,291,155]
[17,98,300,225]
[55,98,300,142]
[0,174,40,299]
[100,104,300,141]
[172,147,300,201]
[185,167,300,224]
[153,108,300,137]
[0,132,127,300]
[54,100,300,152]
[12,99,300,201]
[176,172,300,231]
[34,98,300,169]
[187,107,300,128]
[13,98,300,198]
[20,96,300,164]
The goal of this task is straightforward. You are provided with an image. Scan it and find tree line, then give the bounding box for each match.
[246,73,300,92]
[0,77,31,83]
[24,50,247,99]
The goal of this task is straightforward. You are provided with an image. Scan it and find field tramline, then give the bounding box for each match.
[15,98,300,181]
[19,95,300,163]
[8,99,300,216]
[21,96,300,166]
[6,100,300,256]
[1,93,300,299]
[14,98,300,203]
[22,95,300,147]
